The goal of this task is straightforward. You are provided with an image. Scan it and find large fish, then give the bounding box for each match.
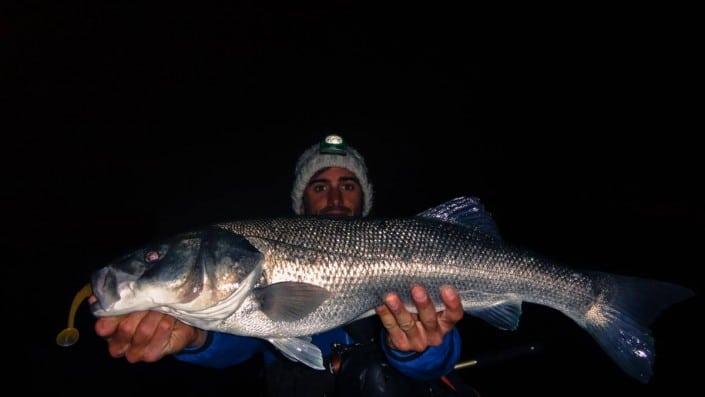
[90,197,693,382]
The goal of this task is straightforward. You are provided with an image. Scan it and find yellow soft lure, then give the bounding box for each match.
[56,283,92,347]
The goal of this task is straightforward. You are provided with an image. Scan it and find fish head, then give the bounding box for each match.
[90,227,263,317]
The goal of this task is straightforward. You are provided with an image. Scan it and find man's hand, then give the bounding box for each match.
[375,285,463,352]
[95,310,208,363]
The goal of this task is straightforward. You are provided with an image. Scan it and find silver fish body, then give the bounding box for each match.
[90,198,693,382]
[216,217,594,337]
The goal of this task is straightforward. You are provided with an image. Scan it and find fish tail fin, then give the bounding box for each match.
[574,272,694,383]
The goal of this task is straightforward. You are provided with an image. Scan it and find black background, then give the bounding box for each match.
[3,1,702,396]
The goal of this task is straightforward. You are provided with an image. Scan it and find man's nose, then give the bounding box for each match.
[327,185,343,206]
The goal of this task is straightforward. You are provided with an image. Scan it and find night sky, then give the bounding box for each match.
[4,2,702,396]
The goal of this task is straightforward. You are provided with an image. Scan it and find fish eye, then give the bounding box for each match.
[144,250,161,263]
[143,243,169,263]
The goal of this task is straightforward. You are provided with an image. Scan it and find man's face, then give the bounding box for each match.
[303,167,363,218]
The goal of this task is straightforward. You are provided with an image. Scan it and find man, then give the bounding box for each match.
[94,135,494,395]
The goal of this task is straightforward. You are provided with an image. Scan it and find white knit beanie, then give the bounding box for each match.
[291,135,374,217]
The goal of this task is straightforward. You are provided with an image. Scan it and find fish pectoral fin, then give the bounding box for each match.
[254,282,331,322]
[466,293,523,331]
[268,337,325,370]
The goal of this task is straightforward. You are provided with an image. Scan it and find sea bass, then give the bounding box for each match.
[90,197,693,382]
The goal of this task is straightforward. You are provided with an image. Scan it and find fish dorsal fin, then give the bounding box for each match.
[268,337,325,370]
[254,282,331,322]
[417,196,502,244]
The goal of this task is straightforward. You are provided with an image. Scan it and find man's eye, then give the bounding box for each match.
[343,183,356,191]
[313,184,327,193]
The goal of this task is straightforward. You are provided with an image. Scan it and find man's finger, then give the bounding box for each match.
[108,338,129,358]
[170,320,199,353]
[126,312,164,363]
[412,285,438,333]
[143,316,177,362]
[375,304,409,350]
[95,315,124,338]
[112,311,149,347]
[384,293,420,343]
[438,285,464,333]
[131,311,165,348]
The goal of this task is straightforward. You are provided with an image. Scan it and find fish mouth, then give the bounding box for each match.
[90,267,118,315]
[90,300,105,315]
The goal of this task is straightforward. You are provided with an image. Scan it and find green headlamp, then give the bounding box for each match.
[319,134,348,155]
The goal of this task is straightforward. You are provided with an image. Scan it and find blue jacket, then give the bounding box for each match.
[176,325,462,381]
[175,197,500,381]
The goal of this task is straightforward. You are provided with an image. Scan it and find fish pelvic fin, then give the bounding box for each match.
[575,272,694,383]
[268,337,325,370]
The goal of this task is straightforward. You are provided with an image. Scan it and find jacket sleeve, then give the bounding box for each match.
[173,331,266,369]
[380,327,462,381]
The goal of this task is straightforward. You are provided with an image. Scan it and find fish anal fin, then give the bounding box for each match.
[268,337,325,370]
